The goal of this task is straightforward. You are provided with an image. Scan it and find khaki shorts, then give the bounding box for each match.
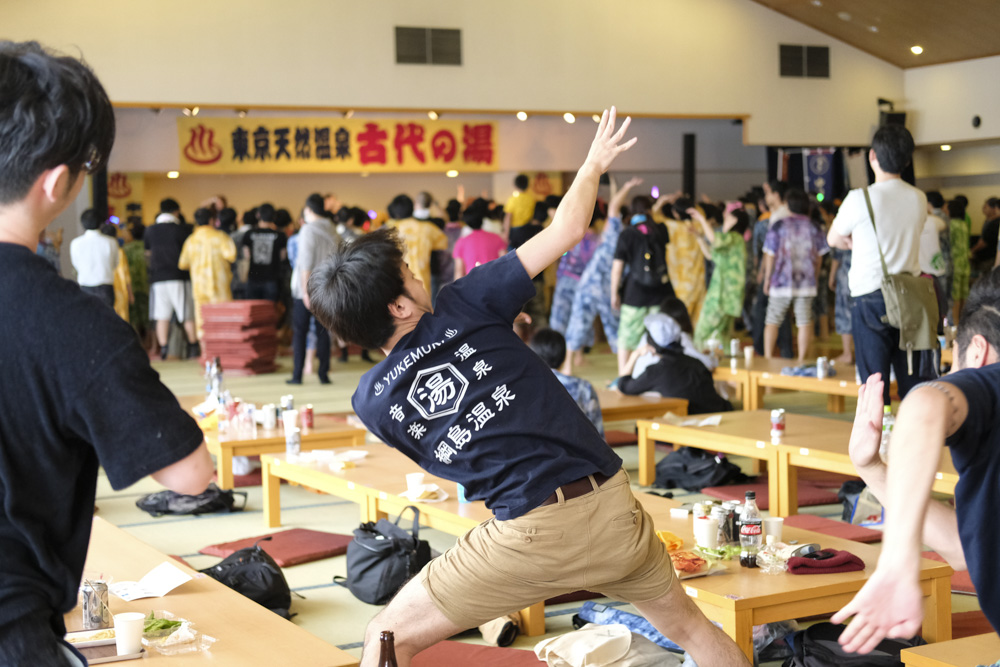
[419,469,675,629]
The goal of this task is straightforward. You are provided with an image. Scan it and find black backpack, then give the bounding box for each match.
[631,222,670,288]
[200,537,293,618]
[337,506,431,605]
[135,483,247,517]
[782,622,925,667]
[654,447,749,491]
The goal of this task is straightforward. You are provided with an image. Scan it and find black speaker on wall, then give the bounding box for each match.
[682,133,696,197]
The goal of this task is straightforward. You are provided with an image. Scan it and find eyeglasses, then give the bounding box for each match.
[83,145,101,174]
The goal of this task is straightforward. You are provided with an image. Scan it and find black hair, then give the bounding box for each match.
[870,124,914,175]
[0,41,115,205]
[926,191,945,209]
[128,221,145,241]
[307,226,407,350]
[218,207,237,232]
[257,203,275,223]
[630,195,653,220]
[785,188,810,216]
[99,223,117,238]
[388,194,414,220]
[956,268,1000,359]
[528,328,567,369]
[701,203,722,225]
[487,203,505,221]
[544,195,562,210]
[80,208,101,230]
[657,296,694,334]
[193,207,214,226]
[767,180,789,201]
[462,198,489,230]
[532,201,548,223]
[947,200,966,220]
[445,199,462,222]
[672,197,694,221]
[242,208,258,228]
[514,174,529,191]
[274,208,292,229]
[729,208,750,235]
[954,195,969,207]
[159,198,180,214]
[987,197,1000,211]
[305,193,326,217]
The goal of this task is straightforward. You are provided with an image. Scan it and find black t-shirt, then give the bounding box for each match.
[614,221,672,307]
[974,216,1000,265]
[617,347,733,415]
[242,228,287,282]
[0,244,204,636]
[942,365,1000,633]
[353,252,622,520]
[509,222,543,251]
[143,220,191,283]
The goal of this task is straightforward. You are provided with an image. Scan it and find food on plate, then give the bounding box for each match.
[144,612,183,634]
[669,550,710,578]
[416,489,438,500]
[655,530,684,551]
[65,628,115,643]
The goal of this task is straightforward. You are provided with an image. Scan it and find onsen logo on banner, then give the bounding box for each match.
[108,173,132,198]
[184,125,223,164]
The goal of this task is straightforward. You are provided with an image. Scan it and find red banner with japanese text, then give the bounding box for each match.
[177,117,498,174]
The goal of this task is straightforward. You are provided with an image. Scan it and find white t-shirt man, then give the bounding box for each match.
[919,213,947,277]
[831,179,927,297]
[69,229,119,287]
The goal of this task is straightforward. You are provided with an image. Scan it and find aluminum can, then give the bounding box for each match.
[770,408,786,438]
[81,580,110,630]
[280,394,294,411]
[730,338,741,357]
[816,356,828,380]
[286,427,301,457]
[711,506,731,544]
[303,405,314,429]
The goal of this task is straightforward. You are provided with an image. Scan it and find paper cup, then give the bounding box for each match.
[693,516,719,549]
[114,612,145,655]
[743,346,754,365]
[282,409,298,436]
[262,404,277,430]
[405,472,425,494]
[763,517,784,542]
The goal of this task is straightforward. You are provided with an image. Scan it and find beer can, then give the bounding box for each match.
[80,580,110,630]
[816,356,828,380]
[770,408,786,438]
[303,405,314,429]
[286,427,301,457]
[730,338,741,357]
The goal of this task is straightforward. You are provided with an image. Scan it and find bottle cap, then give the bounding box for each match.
[883,406,892,413]
[745,491,756,500]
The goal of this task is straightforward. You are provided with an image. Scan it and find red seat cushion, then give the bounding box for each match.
[604,430,638,447]
[545,590,602,605]
[782,514,882,543]
[952,610,993,639]
[200,529,353,567]
[412,641,543,666]
[922,551,977,594]
[701,479,838,511]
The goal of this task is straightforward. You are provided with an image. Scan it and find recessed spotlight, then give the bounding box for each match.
[167,171,179,179]
[446,170,459,178]
[868,25,879,33]
[911,45,924,55]
[837,11,851,21]
[592,114,602,123]
[940,144,952,151]
[516,111,528,121]
[344,110,355,119]
[563,112,576,124]
[236,109,248,118]
[191,106,200,116]
[427,111,439,120]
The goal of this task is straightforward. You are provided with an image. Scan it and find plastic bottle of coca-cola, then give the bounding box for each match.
[739,491,763,568]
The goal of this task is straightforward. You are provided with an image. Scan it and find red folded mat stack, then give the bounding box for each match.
[200,300,279,375]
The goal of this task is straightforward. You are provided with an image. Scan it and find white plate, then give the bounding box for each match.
[65,628,116,648]
[399,483,449,503]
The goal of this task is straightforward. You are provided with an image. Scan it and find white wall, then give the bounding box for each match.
[914,143,1000,234]
[7,0,904,146]
[904,56,1000,145]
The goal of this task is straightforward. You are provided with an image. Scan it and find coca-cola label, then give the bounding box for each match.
[740,522,762,536]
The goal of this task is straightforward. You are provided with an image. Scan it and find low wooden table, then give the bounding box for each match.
[636,493,953,662]
[67,517,358,666]
[901,633,1000,666]
[596,389,688,422]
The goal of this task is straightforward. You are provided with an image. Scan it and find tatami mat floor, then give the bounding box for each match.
[90,346,976,664]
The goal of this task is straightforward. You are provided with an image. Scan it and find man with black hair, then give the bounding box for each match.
[751,181,794,358]
[834,268,1000,652]
[528,328,603,435]
[971,196,1000,275]
[288,193,337,385]
[178,206,237,341]
[308,108,748,667]
[241,202,286,302]
[0,40,213,666]
[828,125,936,402]
[386,193,448,293]
[230,207,256,298]
[145,196,199,359]
[69,207,119,308]
[502,173,536,240]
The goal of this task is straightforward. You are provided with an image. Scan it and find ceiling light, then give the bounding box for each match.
[837,11,851,21]
[592,114,602,123]
[427,111,439,120]
[446,170,459,178]
[563,112,576,124]
[516,111,528,121]
[191,106,200,116]
[344,110,354,119]
[911,45,924,55]
[940,144,952,151]
[167,171,179,179]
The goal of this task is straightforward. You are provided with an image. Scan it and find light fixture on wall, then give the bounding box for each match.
[446,170,459,178]
[167,171,179,179]
[911,45,924,55]
[236,109,248,118]
[344,110,355,119]
[428,111,439,120]
[563,112,576,124]
[940,144,952,151]
[592,114,601,123]
[191,106,200,116]
[516,111,528,121]
[181,108,192,116]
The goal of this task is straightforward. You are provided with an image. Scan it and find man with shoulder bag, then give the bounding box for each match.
[827,125,938,402]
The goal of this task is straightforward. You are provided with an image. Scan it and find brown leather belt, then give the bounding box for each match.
[539,471,613,507]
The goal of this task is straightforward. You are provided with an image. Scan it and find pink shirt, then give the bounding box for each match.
[453,230,507,276]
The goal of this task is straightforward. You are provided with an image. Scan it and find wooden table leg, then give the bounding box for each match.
[773,451,796,517]
[746,375,762,411]
[518,601,546,637]
[262,460,282,528]
[922,574,953,643]
[721,609,755,663]
[638,426,655,487]
[217,448,234,490]
[827,394,845,413]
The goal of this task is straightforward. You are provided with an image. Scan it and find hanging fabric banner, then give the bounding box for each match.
[804,148,835,199]
[176,117,498,174]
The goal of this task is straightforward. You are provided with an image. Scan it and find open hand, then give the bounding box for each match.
[585,107,637,174]
[831,565,924,654]
[848,373,885,470]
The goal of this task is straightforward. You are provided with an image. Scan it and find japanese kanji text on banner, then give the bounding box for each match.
[177,117,498,174]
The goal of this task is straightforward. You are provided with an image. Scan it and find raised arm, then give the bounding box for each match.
[517,107,636,279]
